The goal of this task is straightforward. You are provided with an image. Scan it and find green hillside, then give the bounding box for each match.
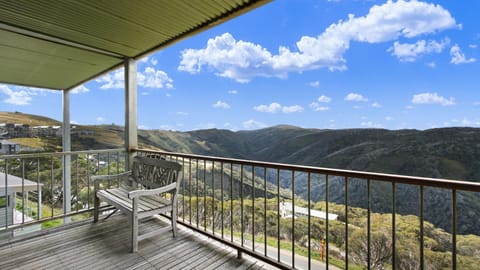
[3,112,480,235]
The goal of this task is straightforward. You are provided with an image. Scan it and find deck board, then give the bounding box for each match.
[0,215,278,270]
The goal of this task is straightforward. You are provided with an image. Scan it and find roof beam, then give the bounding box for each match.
[0,22,124,59]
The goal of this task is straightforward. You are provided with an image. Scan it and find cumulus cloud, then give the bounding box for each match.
[345,93,368,102]
[450,44,476,64]
[96,117,106,123]
[243,119,266,130]
[318,95,332,103]
[138,67,174,89]
[309,81,320,87]
[254,102,282,113]
[70,85,89,94]
[389,38,450,62]
[282,105,304,113]
[0,84,58,105]
[254,102,303,113]
[371,102,382,108]
[213,100,230,109]
[228,90,238,94]
[361,121,383,128]
[0,84,33,105]
[179,1,457,82]
[310,102,330,111]
[412,92,455,106]
[426,61,436,68]
[96,67,174,89]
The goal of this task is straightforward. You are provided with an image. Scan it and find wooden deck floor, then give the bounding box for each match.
[0,216,277,270]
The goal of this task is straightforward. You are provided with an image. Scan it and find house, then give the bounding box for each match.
[279,201,338,220]
[0,140,20,154]
[0,173,43,230]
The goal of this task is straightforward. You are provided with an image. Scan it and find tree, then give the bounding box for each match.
[349,228,393,270]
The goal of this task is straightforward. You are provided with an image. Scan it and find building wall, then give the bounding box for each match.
[0,190,13,227]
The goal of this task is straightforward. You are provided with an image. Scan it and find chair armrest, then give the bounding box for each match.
[128,182,177,199]
[93,171,132,191]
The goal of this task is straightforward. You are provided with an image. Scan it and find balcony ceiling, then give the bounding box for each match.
[0,0,269,90]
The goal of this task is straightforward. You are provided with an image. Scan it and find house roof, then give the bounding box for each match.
[0,173,42,193]
[0,0,269,90]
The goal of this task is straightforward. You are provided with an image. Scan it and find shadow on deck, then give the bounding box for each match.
[0,215,277,270]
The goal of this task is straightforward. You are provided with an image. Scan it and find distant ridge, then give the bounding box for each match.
[0,111,60,126]
[3,111,480,234]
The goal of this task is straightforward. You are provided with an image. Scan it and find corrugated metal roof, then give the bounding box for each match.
[0,0,270,90]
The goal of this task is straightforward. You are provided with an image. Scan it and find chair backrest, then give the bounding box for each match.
[132,156,182,190]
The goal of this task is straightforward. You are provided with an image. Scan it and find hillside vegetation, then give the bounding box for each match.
[3,112,480,235]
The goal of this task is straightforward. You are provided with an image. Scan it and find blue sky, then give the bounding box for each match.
[1,0,480,131]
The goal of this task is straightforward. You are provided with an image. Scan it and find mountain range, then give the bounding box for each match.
[2,112,480,234]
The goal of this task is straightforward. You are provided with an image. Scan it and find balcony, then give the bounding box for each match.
[1,1,479,269]
[1,148,479,270]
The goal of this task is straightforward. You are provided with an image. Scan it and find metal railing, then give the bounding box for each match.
[136,149,480,270]
[0,149,125,234]
[2,147,480,269]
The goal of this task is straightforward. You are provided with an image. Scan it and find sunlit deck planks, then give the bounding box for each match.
[0,216,276,270]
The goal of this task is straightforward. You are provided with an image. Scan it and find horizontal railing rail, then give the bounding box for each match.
[136,148,480,270]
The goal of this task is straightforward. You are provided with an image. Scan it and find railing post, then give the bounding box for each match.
[62,88,71,224]
[125,58,138,170]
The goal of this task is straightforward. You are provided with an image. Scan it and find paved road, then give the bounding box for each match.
[240,238,341,270]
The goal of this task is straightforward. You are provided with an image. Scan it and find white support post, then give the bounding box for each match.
[63,89,71,223]
[125,58,138,171]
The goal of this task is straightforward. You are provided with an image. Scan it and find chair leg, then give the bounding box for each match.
[131,200,139,252]
[171,209,177,237]
[93,195,99,222]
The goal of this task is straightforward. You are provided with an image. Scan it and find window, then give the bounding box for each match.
[0,196,7,208]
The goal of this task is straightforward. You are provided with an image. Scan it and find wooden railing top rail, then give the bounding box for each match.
[136,148,480,192]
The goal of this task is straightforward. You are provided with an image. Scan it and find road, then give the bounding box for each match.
[239,238,342,270]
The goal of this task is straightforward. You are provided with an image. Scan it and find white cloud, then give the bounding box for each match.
[318,95,332,103]
[96,67,174,89]
[310,102,330,111]
[138,67,174,89]
[309,81,320,87]
[228,90,238,94]
[96,117,106,123]
[361,121,383,128]
[469,44,478,49]
[406,105,414,110]
[474,102,480,106]
[412,92,455,106]
[389,38,449,62]
[213,100,230,109]
[0,85,32,105]
[254,102,282,113]
[345,93,368,102]
[179,1,457,82]
[426,61,436,68]
[282,105,304,113]
[371,102,382,108]
[243,119,266,130]
[176,112,189,116]
[96,69,124,89]
[0,85,57,105]
[450,44,476,64]
[254,102,304,113]
[70,84,89,94]
[385,116,394,121]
